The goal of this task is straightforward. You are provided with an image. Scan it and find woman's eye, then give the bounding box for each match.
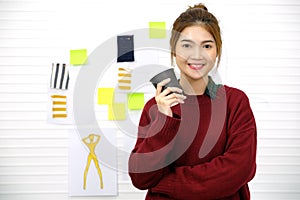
[203,44,212,49]
[182,43,192,48]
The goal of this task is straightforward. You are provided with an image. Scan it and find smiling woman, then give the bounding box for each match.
[129,3,257,200]
[175,25,218,95]
[170,4,222,67]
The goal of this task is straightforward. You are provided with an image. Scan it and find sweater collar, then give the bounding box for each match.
[204,76,222,99]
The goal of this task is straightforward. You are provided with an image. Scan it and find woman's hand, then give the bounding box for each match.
[155,78,186,117]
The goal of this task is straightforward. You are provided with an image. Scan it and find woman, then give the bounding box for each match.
[129,3,257,200]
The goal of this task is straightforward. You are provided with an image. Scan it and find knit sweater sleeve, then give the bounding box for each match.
[151,89,257,199]
[128,98,181,190]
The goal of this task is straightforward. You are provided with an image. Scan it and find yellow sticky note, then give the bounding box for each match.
[149,22,166,39]
[98,88,114,105]
[128,93,144,110]
[70,49,87,65]
[108,103,126,120]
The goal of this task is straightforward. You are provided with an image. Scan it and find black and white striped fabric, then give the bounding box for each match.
[50,63,70,90]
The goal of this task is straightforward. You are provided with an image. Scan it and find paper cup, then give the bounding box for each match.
[149,68,182,93]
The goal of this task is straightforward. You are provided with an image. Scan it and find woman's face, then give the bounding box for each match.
[175,25,217,82]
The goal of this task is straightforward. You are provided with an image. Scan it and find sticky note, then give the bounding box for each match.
[70,49,87,65]
[127,93,144,110]
[149,22,166,39]
[108,103,126,120]
[98,88,114,105]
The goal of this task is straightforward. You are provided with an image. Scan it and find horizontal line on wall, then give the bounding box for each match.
[0,19,50,22]
[251,180,300,184]
[254,110,300,113]
[258,128,300,132]
[0,137,68,141]
[257,163,300,166]
[0,171,67,175]
[0,28,51,31]
[0,163,67,167]
[0,108,48,111]
[255,172,300,176]
[0,145,68,148]
[251,190,300,193]
[0,92,48,94]
[0,181,68,185]
[258,155,300,159]
[0,145,68,149]
[0,72,50,76]
[0,136,67,139]
[0,155,67,158]
[0,190,67,195]
[0,55,52,58]
[258,144,300,148]
[259,135,300,139]
[0,127,73,130]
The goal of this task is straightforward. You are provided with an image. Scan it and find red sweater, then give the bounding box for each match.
[129,84,257,200]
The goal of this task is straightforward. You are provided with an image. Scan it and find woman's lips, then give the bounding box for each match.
[188,63,205,70]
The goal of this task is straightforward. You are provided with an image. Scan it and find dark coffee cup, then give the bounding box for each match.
[150,68,182,94]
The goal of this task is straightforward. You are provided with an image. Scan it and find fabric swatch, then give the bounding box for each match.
[118,67,132,90]
[51,94,67,118]
[50,63,70,90]
[117,35,134,62]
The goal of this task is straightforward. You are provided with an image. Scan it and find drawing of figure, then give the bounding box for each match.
[82,133,104,190]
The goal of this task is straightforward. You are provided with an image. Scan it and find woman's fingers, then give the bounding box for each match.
[160,86,183,96]
[156,78,171,96]
[156,89,186,106]
[155,78,186,117]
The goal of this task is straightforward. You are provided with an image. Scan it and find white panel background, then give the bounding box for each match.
[0,0,300,199]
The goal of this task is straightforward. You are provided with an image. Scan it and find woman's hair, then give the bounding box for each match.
[170,3,222,66]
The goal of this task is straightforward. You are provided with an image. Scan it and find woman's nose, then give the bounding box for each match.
[191,46,205,59]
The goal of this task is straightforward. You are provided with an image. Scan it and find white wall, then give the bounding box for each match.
[1,0,300,199]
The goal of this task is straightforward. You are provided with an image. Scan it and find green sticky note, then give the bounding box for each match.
[70,49,87,65]
[98,88,114,105]
[127,93,144,110]
[108,103,126,120]
[149,22,166,39]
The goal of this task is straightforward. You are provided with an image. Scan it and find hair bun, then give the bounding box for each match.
[188,3,208,11]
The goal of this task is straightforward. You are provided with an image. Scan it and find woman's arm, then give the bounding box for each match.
[129,78,185,190]
[128,99,181,190]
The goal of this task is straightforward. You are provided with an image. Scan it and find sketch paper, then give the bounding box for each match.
[69,129,118,196]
